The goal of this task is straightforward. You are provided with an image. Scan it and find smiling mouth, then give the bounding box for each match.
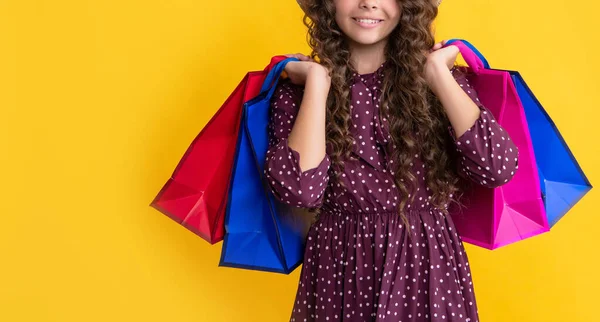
[352,18,384,24]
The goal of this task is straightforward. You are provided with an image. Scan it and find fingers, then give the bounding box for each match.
[296,53,308,61]
[284,53,314,62]
[429,40,448,52]
[297,53,314,61]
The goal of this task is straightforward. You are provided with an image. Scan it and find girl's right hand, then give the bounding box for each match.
[283,53,330,86]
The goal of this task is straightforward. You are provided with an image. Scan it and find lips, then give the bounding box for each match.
[352,18,384,24]
[352,18,384,29]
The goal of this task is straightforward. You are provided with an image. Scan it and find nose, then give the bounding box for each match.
[359,0,379,9]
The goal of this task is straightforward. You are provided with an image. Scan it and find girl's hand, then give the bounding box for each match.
[284,53,314,63]
[282,53,330,85]
[426,40,459,70]
[424,40,460,85]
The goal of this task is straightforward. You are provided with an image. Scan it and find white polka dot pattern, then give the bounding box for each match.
[290,210,480,322]
[263,82,331,208]
[261,63,518,322]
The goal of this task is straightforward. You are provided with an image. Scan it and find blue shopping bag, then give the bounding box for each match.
[509,72,592,226]
[219,57,315,274]
[448,38,593,227]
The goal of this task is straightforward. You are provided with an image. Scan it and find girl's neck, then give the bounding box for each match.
[348,38,387,75]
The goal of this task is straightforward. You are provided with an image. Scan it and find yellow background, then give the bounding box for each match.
[1,0,598,321]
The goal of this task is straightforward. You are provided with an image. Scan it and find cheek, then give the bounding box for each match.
[387,0,402,16]
[385,7,402,30]
[334,11,343,26]
[389,18,400,30]
[334,12,351,33]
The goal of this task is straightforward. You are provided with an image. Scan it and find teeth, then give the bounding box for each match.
[356,18,380,24]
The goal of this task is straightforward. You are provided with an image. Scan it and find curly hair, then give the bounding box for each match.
[299,0,466,225]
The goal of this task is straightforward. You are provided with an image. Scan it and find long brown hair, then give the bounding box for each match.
[300,0,465,224]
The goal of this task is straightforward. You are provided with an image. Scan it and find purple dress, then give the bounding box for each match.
[264,63,519,322]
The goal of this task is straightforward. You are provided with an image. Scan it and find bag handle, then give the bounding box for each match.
[260,57,300,95]
[443,39,490,73]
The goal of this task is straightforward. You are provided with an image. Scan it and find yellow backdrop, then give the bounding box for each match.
[1,0,598,321]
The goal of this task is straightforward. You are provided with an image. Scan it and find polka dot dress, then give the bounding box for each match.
[263,62,519,322]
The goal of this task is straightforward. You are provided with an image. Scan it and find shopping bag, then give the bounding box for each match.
[445,39,550,249]
[219,57,315,274]
[150,56,290,244]
[449,39,593,227]
[508,73,592,226]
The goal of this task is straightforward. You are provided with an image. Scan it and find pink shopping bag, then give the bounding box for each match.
[446,40,550,249]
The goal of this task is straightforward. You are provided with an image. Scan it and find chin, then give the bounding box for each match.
[347,35,386,46]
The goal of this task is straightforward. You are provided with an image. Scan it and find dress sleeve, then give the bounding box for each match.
[449,67,519,188]
[263,78,331,208]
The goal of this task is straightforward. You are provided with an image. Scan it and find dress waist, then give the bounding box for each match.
[318,207,444,218]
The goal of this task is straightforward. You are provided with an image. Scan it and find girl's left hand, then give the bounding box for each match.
[424,39,460,87]
[426,40,459,70]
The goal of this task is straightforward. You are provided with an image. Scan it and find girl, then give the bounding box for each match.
[264,0,519,321]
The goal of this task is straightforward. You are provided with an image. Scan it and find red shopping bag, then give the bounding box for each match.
[151,55,289,244]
